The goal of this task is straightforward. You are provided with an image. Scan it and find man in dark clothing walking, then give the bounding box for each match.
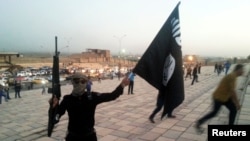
[14,81,22,98]
[149,91,164,123]
[214,63,218,73]
[185,65,192,80]
[50,73,130,141]
[198,63,201,74]
[149,90,176,123]
[191,64,198,85]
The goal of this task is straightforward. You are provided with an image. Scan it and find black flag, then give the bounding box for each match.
[133,2,184,118]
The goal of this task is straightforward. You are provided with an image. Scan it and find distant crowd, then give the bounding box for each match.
[0,80,22,104]
[183,60,231,85]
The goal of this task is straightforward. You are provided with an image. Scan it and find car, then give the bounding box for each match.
[0,80,5,86]
[0,77,9,86]
[0,77,8,83]
[87,72,99,78]
[16,71,27,77]
[1,71,12,77]
[32,78,48,84]
[47,75,66,82]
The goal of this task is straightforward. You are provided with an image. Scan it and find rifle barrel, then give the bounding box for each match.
[47,36,61,137]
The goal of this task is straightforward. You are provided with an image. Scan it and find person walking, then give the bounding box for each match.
[4,81,11,99]
[117,71,121,80]
[214,63,218,73]
[0,85,8,104]
[49,73,130,141]
[128,71,135,94]
[97,73,101,83]
[191,64,198,85]
[149,91,164,123]
[198,62,202,74]
[217,63,223,76]
[224,60,231,75]
[86,76,93,93]
[185,65,192,80]
[14,81,22,98]
[195,64,244,133]
[86,75,93,99]
[149,90,176,123]
[42,84,46,94]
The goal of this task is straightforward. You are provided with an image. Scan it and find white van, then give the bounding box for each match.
[17,71,26,77]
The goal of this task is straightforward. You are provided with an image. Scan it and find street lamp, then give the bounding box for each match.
[188,55,193,65]
[60,46,69,50]
[113,34,126,76]
[50,38,70,56]
[188,55,193,62]
[113,34,126,58]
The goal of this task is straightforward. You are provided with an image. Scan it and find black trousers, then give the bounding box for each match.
[128,81,134,94]
[149,102,164,119]
[15,90,21,98]
[191,74,198,85]
[198,98,237,125]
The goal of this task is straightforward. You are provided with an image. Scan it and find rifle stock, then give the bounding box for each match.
[47,36,61,137]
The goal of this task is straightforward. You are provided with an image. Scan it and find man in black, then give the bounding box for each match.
[149,90,176,123]
[214,63,218,73]
[191,64,198,85]
[14,81,22,98]
[50,73,130,141]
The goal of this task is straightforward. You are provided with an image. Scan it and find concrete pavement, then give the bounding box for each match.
[0,65,249,141]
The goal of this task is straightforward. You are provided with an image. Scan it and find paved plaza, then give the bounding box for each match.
[0,65,250,141]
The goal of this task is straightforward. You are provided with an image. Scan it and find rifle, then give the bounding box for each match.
[47,36,61,137]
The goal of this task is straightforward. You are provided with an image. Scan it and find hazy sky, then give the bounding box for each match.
[0,0,249,57]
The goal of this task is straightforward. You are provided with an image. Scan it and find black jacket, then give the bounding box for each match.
[57,85,124,135]
[192,66,198,76]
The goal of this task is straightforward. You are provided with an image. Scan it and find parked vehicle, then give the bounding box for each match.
[16,71,26,77]
[1,71,12,77]
[47,75,66,82]
[0,80,6,86]
[32,78,48,84]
